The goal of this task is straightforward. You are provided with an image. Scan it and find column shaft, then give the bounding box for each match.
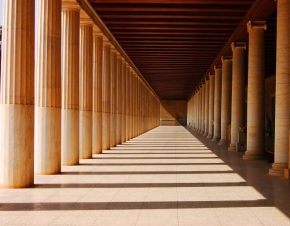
[61,1,80,165]
[110,48,117,148]
[92,26,103,154]
[219,57,232,146]
[204,79,210,136]
[102,38,111,150]
[0,0,34,188]
[229,43,246,151]
[116,54,122,145]
[121,60,127,143]
[243,21,267,160]
[207,74,215,139]
[212,66,222,141]
[270,0,290,177]
[35,0,61,174]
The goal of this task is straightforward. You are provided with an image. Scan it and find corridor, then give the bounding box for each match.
[0,126,290,225]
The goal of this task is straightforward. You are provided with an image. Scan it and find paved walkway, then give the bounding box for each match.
[1,126,290,225]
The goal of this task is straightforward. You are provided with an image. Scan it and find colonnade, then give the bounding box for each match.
[0,0,160,188]
[188,0,290,178]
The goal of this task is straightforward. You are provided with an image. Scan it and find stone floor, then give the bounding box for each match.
[0,126,290,226]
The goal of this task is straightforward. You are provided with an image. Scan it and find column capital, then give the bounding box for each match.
[221,56,232,62]
[62,0,80,10]
[214,65,222,71]
[111,47,118,54]
[209,73,214,77]
[117,52,122,59]
[103,36,111,47]
[231,42,247,51]
[80,9,93,26]
[93,25,103,37]
[247,21,267,32]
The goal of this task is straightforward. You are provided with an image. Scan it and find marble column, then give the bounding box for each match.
[61,0,80,165]
[92,25,103,154]
[243,21,267,160]
[102,37,111,150]
[229,42,246,151]
[198,88,202,132]
[212,66,222,142]
[79,10,93,159]
[35,0,61,174]
[116,53,122,145]
[219,56,232,146]
[110,48,117,148]
[200,83,205,134]
[125,64,130,141]
[207,74,215,139]
[204,79,210,136]
[0,0,34,188]
[121,59,127,143]
[269,0,290,177]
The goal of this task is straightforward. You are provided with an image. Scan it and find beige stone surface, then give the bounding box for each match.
[204,79,210,136]
[229,43,246,151]
[102,37,111,150]
[243,21,267,160]
[219,56,232,146]
[61,0,80,165]
[92,25,103,154]
[34,0,62,174]
[116,54,123,145]
[270,0,290,176]
[212,66,222,142]
[121,59,127,143]
[0,0,34,188]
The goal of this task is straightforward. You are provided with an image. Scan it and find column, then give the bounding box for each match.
[243,21,267,160]
[35,0,61,174]
[116,53,122,145]
[200,83,205,134]
[212,66,222,141]
[102,37,111,150]
[203,78,210,136]
[125,64,130,141]
[207,74,215,139]
[110,48,117,148]
[270,0,290,177]
[121,59,127,143]
[61,0,80,165]
[92,25,103,154]
[79,10,93,159]
[219,56,232,146]
[0,0,34,188]
[228,42,246,151]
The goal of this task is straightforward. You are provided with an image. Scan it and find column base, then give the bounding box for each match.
[212,136,220,142]
[207,134,212,139]
[243,150,267,160]
[199,130,204,134]
[269,162,288,177]
[218,139,226,145]
[203,132,208,137]
[228,143,236,151]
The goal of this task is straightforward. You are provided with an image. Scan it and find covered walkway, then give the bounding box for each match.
[1,126,290,225]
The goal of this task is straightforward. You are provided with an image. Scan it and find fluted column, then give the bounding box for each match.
[212,66,222,141]
[0,0,34,188]
[200,83,205,134]
[269,0,290,177]
[92,25,103,154]
[79,10,93,159]
[121,59,127,143]
[125,64,130,141]
[207,74,215,139]
[198,88,202,131]
[219,56,232,146]
[110,48,117,148]
[243,21,267,160]
[61,0,80,165]
[116,53,122,145]
[102,37,111,150]
[229,42,246,151]
[204,78,210,136]
[129,68,134,139]
[35,0,61,174]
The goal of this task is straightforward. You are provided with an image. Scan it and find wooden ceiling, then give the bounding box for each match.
[88,0,277,100]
